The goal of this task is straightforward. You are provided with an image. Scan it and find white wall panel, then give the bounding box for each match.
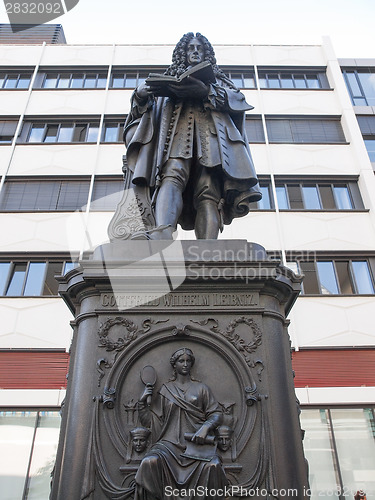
[260,89,341,115]
[220,212,282,249]
[0,213,94,252]
[0,90,29,115]
[0,298,73,349]
[0,45,41,66]
[105,89,131,115]
[291,296,375,347]
[26,89,106,115]
[9,144,98,176]
[96,145,124,174]
[253,45,326,67]
[113,45,171,66]
[268,144,357,175]
[41,45,113,66]
[279,212,375,250]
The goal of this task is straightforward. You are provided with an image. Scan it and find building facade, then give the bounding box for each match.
[0,30,374,499]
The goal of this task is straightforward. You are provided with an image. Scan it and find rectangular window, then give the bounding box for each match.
[0,179,90,211]
[343,69,375,106]
[110,70,153,89]
[21,121,100,143]
[41,71,107,89]
[259,70,329,90]
[102,121,124,143]
[0,260,72,296]
[90,178,124,210]
[0,120,18,144]
[296,258,375,295]
[244,117,265,143]
[226,70,255,89]
[0,411,61,499]
[0,72,31,89]
[266,117,346,144]
[275,181,361,211]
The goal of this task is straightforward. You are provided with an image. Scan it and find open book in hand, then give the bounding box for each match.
[146,61,216,87]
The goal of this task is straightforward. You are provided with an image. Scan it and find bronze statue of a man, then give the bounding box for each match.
[124,32,261,239]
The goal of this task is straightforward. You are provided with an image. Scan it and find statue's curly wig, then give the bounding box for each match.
[165,32,236,89]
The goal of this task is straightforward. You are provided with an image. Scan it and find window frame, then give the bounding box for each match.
[343,68,375,106]
[266,116,347,144]
[0,72,32,90]
[19,120,101,144]
[258,68,330,90]
[287,254,375,296]
[38,70,108,90]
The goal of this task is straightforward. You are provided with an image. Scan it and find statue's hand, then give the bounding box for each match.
[191,423,210,445]
[169,77,208,99]
[136,82,153,100]
[139,384,154,403]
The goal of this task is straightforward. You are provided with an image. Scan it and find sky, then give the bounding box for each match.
[1,0,374,58]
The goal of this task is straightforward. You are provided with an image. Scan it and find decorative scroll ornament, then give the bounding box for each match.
[98,317,139,352]
[108,159,156,241]
[191,316,262,366]
[96,317,169,386]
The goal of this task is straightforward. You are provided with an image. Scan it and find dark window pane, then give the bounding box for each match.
[287,184,304,209]
[276,186,289,209]
[294,75,307,88]
[299,262,320,294]
[345,72,362,97]
[302,186,321,209]
[0,262,11,295]
[335,261,353,294]
[17,75,30,89]
[280,74,294,88]
[3,181,58,211]
[28,125,45,143]
[258,76,267,88]
[63,262,78,274]
[73,124,88,142]
[70,74,84,88]
[84,74,96,88]
[267,120,293,142]
[230,74,243,88]
[124,73,137,88]
[6,263,27,295]
[56,181,90,210]
[86,125,99,143]
[97,74,107,88]
[43,262,63,295]
[245,118,265,143]
[0,73,5,88]
[333,186,353,209]
[364,139,375,162]
[24,262,46,295]
[357,73,375,106]
[43,75,57,89]
[57,75,70,88]
[57,124,74,142]
[268,75,281,88]
[352,261,374,294]
[112,74,124,88]
[44,125,58,143]
[306,75,321,89]
[103,124,120,142]
[243,74,255,88]
[91,180,124,210]
[319,185,336,209]
[257,185,271,209]
[4,76,18,89]
[316,261,339,294]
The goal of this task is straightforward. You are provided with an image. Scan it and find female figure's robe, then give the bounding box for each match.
[135,380,228,500]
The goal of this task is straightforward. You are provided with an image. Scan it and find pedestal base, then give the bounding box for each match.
[51,240,309,500]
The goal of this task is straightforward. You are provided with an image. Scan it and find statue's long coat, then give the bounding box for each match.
[124,79,260,229]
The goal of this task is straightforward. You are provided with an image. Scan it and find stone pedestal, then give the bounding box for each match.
[51,240,309,500]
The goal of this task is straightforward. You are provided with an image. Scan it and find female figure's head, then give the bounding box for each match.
[170,348,195,378]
